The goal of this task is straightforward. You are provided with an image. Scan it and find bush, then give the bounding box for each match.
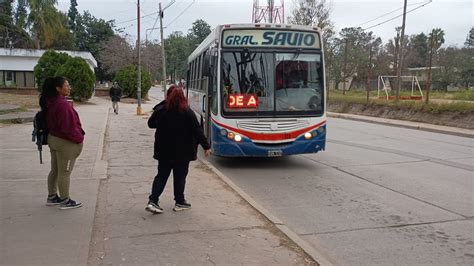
[34,50,71,89]
[114,65,152,98]
[56,57,96,101]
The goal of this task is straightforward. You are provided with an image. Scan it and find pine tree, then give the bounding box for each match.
[68,0,78,33]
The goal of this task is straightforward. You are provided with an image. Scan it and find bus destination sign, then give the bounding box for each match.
[222,29,320,49]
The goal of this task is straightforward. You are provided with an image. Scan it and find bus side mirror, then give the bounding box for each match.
[202,55,211,77]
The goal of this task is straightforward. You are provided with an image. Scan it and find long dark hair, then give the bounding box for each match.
[165,87,188,112]
[39,76,67,110]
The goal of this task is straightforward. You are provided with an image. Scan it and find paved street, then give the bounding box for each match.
[208,116,474,265]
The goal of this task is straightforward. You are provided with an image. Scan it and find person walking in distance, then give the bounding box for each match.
[146,87,211,213]
[40,77,85,209]
[109,81,122,114]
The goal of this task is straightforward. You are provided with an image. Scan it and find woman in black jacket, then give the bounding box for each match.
[146,86,211,214]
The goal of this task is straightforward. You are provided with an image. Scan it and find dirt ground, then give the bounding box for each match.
[0,93,39,109]
[328,102,474,129]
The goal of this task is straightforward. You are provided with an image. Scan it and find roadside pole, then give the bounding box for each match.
[395,0,408,103]
[136,0,142,115]
[159,3,167,99]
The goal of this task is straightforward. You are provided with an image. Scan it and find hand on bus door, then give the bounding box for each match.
[204,149,211,157]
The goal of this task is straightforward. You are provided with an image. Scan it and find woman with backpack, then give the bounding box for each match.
[146,86,211,214]
[39,77,85,210]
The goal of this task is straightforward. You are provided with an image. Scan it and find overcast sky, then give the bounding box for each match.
[57,0,472,47]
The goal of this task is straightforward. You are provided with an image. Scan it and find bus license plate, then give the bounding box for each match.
[268,150,282,157]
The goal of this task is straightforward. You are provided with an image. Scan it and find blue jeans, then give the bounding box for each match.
[149,160,190,204]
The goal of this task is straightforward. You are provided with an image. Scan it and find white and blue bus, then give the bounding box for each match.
[186,23,326,157]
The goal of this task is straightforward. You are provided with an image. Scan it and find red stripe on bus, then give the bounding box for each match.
[212,118,325,141]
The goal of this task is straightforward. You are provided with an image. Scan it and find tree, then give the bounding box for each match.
[56,56,96,101]
[425,28,445,104]
[67,0,78,33]
[45,12,76,50]
[331,27,379,91]
[288,0,335,43]
[165,31,190,82]
[33,50,71,88]
[98,34,135,77]
[75,11,114,55]
[465,27,474,47]
[75,11,115,81]
[0,0,32,48]
[14,0,28,29]
[26,0,62,48]
[436,47,461,90]
[187,19,211,47]
[405,33,429,68]
[142,40,163,82]
[115,65,152,98]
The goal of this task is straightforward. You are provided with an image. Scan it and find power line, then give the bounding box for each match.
[363,0,432,31]
[115,10,160,25]
[355,1,427,27]
[165,0,195,28]
[147,0,178,38]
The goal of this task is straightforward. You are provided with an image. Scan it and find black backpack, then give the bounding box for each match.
[32,110,49,164]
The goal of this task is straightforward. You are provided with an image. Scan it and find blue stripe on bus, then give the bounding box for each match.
[211,122,326,157]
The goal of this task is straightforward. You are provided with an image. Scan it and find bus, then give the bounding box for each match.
[186,23,326,157]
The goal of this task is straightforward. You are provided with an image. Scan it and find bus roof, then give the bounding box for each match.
[187,24,322,63]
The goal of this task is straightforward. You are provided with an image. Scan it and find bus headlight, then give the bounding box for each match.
[220,129,228,136]
[227,131,242,142]
[304,132,312,140]
[234,134,242,142]
[317,127,325,134]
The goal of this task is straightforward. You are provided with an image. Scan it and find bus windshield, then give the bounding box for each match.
[222,50,324,116]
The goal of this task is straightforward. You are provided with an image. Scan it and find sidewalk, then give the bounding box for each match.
[91,93,315,265]
[0,103,35,123]
[0,97,108,265]
[0,92,316,265]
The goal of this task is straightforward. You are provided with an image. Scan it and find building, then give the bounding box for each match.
[0,48,97,88]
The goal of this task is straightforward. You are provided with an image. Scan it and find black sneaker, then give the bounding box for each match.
[145,201,163,214]
[46,194,62,206]
[173,201,191,212]
[59,198,82,210]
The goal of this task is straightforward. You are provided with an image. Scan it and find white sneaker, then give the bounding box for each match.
[145,201,163,214]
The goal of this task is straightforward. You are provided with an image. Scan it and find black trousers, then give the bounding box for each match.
[149,160,190,204]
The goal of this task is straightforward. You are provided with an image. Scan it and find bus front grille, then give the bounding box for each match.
[237,120,309,132]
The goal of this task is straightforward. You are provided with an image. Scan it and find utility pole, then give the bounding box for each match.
[367,45,373,104]
[395,0,408,103]
[342,38,348,95]
[159,3,167,99]
[136,0,142,115]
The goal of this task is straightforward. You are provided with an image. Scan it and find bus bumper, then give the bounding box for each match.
[211,124,326,157]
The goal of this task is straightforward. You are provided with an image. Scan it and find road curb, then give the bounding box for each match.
[199,157,336,266]
[89,107,110,180]
[328,112,474,138]
[0,112,35,124]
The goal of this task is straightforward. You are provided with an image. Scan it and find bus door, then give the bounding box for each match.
[202,55,212,142]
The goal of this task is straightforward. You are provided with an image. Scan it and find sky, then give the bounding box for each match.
[56,0,473,47]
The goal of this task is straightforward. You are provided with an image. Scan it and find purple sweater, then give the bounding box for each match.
[46,96,85,144]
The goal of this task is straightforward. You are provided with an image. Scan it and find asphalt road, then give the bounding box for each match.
[207,118,474,265]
